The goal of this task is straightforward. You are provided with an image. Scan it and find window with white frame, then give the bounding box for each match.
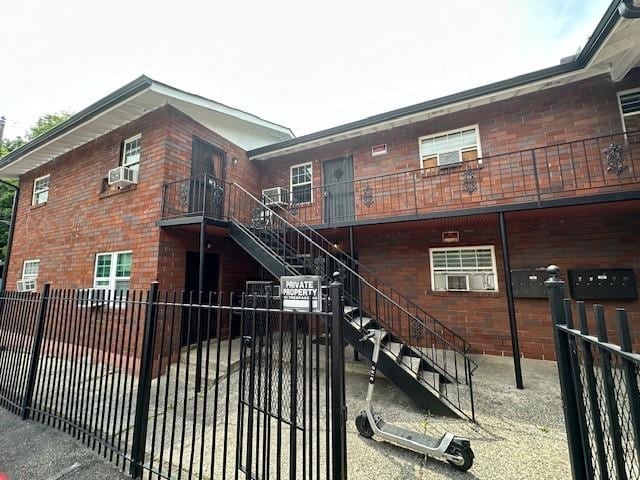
[430,246,497,292]
[618,89,640,133]
[122,134,141,174]
[32,175,50,205]
[419,126,481,168]
[290,162,312,204]
[93,251,132,293]
[20,259,40,291]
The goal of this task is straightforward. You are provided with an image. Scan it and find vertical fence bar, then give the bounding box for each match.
[616,309,640,466]
[330,277,347,480]
[545,266,586,480]
[130,282,159,479]
[20,283,51,420]
[577,301,609,480]
[563,299,594,479]
[594,305,627,480]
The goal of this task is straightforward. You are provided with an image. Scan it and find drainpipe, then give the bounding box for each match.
[619,0,640,18]
[0,179,19,291]
[498,212,524,389]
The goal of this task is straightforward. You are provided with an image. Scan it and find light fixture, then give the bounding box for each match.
[232,157,239,165]
[206,241,212,249]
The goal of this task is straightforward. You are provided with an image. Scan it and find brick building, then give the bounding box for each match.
[1,0,640,407]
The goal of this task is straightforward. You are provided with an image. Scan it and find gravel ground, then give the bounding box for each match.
[344,351,571,479]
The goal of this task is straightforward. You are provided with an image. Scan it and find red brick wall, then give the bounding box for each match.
[260,70,640,224]
[163,106,262,195]
[9,107,171,290]
[348,202,640,360]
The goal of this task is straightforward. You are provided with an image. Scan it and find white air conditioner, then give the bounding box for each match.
[17,278,37,292]
[262,187,288,206]
[438,151,462,167]
[108,166,138,187]
[446,274,469,291]
[77,288,108,308]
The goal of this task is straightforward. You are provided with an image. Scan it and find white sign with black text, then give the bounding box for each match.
[280,275,322,312]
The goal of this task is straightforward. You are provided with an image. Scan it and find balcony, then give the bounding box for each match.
[287,131,640,226]
[160,132,640,227]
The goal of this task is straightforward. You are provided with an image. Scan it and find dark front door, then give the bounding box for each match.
[190,138,226,218]
[182,251,220,346]
[322,155,355,223]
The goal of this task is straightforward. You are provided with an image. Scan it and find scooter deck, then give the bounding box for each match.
[376,419,443,449]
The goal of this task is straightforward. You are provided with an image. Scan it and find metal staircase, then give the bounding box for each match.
[227,182,477,421]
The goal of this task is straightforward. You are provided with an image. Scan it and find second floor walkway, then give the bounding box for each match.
[160,131,640,228]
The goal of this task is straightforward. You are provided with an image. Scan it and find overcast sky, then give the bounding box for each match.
[1,0,610,139]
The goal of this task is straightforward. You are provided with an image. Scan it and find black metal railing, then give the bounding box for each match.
[0,283,347,480]
[267,130,640,226]
[227,182,477,420]
[161,173,228,220]
[547,266,640,480]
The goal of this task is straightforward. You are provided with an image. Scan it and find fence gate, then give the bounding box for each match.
[0,282,347,480]
[547,266,640,480]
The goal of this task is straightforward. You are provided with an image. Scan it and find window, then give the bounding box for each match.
[290,162,312,204]
[618,89,640,133]
[419,126,481,168]
[122,134,141,174]
[20,260,40,291]
[32,175,50,205]
[430,246,497,292]
[93,251,132,293]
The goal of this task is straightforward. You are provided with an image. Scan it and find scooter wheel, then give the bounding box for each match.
[446,444,474,472]
[355,410,374,438]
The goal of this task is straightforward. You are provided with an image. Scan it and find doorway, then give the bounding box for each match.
[182,251,220,346]
[322,155,355,223]
[189,137,226,218]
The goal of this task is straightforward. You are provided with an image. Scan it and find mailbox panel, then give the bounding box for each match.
[568,268,637,300]
[511,268,552,298]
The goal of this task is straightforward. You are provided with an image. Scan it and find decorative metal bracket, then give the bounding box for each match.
[461,167,478,194]
[604,143,627,176]
[179,183,190,210]
[362,184,374,207]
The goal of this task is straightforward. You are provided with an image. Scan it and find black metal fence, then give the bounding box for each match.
[0,282,347,480]
[547,266,640,480]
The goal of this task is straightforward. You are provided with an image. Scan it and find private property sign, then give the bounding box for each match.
[280,275,322,312]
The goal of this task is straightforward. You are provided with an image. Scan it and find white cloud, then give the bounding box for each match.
[0,0,611,139]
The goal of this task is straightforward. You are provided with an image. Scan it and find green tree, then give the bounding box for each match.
[0,111,72,259]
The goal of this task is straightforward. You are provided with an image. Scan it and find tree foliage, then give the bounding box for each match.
[0,111,72,260]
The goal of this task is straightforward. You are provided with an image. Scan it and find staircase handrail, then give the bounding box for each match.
[230,181,476,366]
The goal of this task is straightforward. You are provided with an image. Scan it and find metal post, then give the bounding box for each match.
[195,219,206,393]
[130,282,159,478]
[330,275,347,480]
[21,283,51,419]
[545,266,587,480]
[1,185,19,291]
[498,212,523,389]
[349,227,359,362]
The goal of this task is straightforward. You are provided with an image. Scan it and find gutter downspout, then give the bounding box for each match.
[619,0,640,18]
[0,179,19,291]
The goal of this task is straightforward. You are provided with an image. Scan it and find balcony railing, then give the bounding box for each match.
[279,131,640,226]
[161,174,229,221]
[161,131,640,226]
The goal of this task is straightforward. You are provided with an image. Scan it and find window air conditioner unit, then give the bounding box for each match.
[16,279,37,292]
[262,187,288,206]
[108,166,138,187]
[446,274,469,291]
[77,288,108,308]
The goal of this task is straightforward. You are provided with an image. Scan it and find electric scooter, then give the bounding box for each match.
[355,329,474,472]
